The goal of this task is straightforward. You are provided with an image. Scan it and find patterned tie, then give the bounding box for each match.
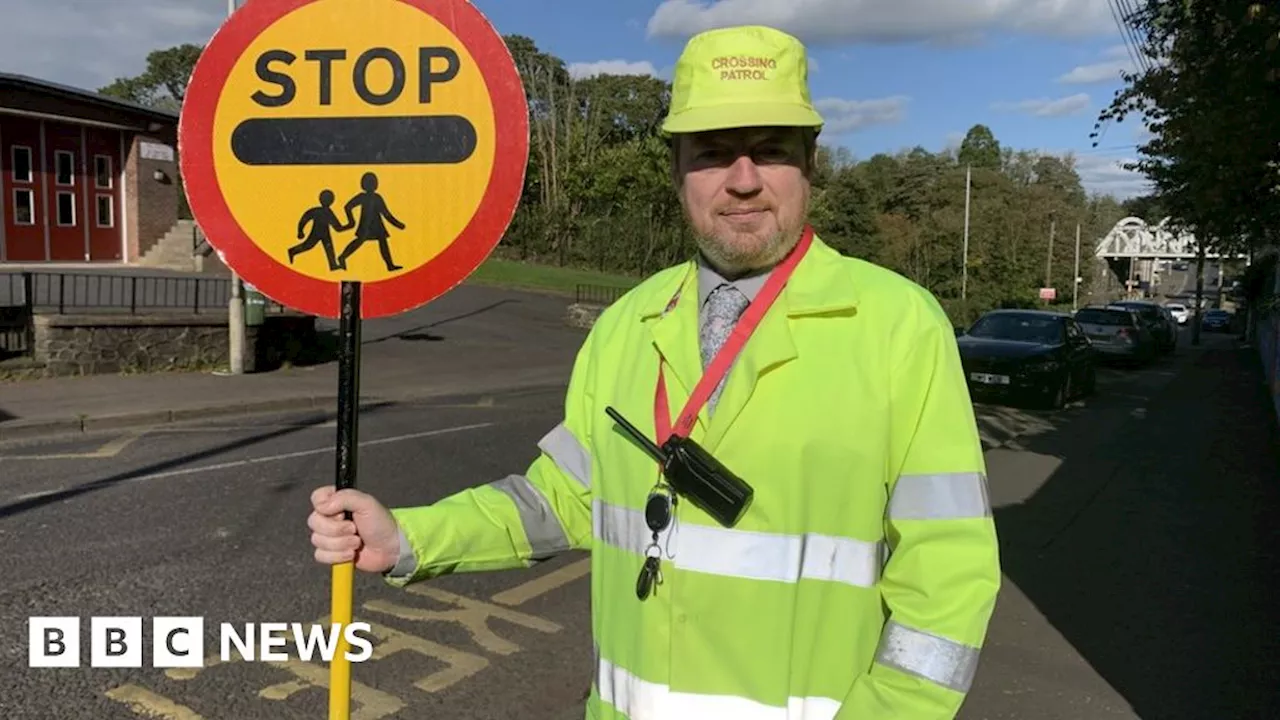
[699,284,751,413]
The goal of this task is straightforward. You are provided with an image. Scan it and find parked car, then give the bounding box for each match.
[956,309,1097,410]
[1165,302,1189,325]
[1109,300,1178,353]
[1074,306,1159,366]
[1201,308,1233,332]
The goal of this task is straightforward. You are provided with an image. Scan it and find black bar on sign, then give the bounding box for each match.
[230,116,477,165]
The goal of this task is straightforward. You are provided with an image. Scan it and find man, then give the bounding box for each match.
[308,24,1000,720]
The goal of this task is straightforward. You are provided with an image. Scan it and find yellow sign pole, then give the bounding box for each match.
[329,563,355,719]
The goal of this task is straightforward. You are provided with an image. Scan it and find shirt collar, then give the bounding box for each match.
[697,254,770,308]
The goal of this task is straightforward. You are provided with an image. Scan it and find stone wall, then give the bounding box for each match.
[23,312,316,378]
[565,303,606,330]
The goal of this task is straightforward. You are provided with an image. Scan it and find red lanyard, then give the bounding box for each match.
[655,225,814,444]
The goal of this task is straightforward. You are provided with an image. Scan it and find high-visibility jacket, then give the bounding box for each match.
[387,232,1001,719]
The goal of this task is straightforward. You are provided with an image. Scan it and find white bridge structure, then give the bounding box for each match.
[1096,217,1250,260]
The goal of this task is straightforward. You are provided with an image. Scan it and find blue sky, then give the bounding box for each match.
[471,0,1154,199]
[1,0,1154,199]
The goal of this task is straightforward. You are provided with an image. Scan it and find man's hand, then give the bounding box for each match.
[308,486,401,573]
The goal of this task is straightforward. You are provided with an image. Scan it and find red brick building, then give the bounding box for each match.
[0,72,181,264]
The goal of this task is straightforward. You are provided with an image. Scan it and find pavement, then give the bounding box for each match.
[0,283,587,441]
[0,326,1276,719]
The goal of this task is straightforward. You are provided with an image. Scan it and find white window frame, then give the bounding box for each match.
[95,194,114,228]
[94,154,113,189]
[11,146,33,183]
[13,188,35,225]
[54,150,75,186]
[55,190,76,226]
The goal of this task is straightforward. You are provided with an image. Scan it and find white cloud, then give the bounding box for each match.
[992,93,1091,117]
[1072,153,1152,199]
[0,0,223,91]
[1058,43,1137,84]
[647,0,1116,43]
[814,95,909,134]
[567,59,660,80]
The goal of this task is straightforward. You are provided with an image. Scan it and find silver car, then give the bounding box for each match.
[1073,306,1159,365]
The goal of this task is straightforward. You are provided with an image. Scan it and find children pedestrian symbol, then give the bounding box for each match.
[288,190,349,271]
[336,172,405,272]
[288,173,406,273]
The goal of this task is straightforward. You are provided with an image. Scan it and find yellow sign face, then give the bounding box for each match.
[211,0,496,283]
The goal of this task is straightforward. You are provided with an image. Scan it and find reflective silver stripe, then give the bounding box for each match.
[592,499,880,589]
[888,472,990,520]
[596,651,841,720]
[490,475,571,560]
[875,620,981,693]
[537,422,592,489]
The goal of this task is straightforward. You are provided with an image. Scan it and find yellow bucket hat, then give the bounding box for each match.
[661,25,824,135]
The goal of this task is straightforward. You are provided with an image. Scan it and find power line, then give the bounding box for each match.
[1116,0,1154,73]
[1106,0,1144,75]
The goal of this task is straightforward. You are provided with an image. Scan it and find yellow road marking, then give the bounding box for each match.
[364,618,490,693]
[367,586,561,656]
[104,685,204,719]
[257,657,404,720]
[0,431,141,460]
[491,557,591,606]
[110,568,584,718]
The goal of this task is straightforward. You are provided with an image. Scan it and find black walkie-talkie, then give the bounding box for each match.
[605,406,753,528]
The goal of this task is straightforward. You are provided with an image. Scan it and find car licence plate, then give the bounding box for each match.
[970,372,1010,385]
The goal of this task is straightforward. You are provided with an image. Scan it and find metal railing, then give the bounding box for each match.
[0,271,289,314]
[0,271,286,357]
[575,284,630,306]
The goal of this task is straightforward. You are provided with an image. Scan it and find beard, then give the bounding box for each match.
[689,210,808,278]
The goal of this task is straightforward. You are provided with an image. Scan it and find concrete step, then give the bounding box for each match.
[138,219,200,270]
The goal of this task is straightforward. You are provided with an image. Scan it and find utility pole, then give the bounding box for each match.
[962,164,971,301]
[226,0,245,375]
[1073,223,1081,311]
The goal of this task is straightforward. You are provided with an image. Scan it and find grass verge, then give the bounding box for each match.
[465,258,640,296]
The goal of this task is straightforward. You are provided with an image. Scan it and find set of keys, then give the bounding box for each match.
[636,487,676,601]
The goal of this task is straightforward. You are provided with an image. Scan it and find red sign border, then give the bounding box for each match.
[179,0,529,319]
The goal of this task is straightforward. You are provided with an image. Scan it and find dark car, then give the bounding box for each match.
[957,309,1097,410]
[1109,300,1178,353]
[1201,308,1233,332]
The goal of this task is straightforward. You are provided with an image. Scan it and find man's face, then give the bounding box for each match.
[674,126,813,276]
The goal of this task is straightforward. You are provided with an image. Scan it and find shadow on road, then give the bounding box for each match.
[0,401,395,520]
[988,344,1280,718]
[361,299,515,345]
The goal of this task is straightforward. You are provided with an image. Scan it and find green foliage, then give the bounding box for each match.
[98,44,201,111]
[1094,1,1279,252]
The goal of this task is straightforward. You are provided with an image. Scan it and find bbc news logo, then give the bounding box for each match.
[29,617,373,668]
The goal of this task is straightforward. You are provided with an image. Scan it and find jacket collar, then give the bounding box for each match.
[639,231,860,320]
[639,230,859,447]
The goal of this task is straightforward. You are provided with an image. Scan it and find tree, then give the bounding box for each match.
[957,124,1002,170]
[1094,1,1279,254]
[99,44,202,111]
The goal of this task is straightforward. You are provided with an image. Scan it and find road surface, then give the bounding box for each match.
[0,331,1275,719]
